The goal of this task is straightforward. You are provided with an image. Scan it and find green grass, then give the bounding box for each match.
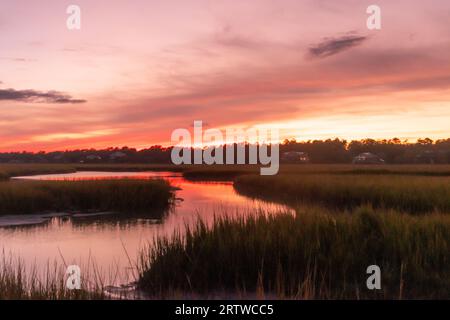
[234,174,450,214]
[0,179,174,215]
[138,206,450,299]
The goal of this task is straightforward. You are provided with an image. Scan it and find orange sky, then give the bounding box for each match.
[1,0,450,151]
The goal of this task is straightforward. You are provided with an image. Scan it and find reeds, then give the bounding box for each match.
[234,174,450,214]
[0,256,105,300]
[138,206,450,299]
[0,164,75,181]
[0,179,174,215]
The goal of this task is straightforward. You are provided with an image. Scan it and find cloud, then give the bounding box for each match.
[101,40,450,138]
[0,88,86,104]
[309,34,368,58]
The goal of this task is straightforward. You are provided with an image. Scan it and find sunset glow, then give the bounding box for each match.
[1,0,450,151]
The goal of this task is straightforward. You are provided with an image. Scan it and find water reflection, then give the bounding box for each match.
[1,171,291,286]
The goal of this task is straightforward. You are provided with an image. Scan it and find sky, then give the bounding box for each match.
[1,0,450,151]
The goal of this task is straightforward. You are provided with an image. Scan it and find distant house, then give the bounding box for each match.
[352,152,385,164]
[85,155,102,162]
[281,151,310,163]
[53,154,65,162]
[109,151,127,161]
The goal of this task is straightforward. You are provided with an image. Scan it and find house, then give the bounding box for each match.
[85,155,102,162]
[53,153,65,162]
[281,151,310,163]
[352,152,385,164]
[109,151,127,161]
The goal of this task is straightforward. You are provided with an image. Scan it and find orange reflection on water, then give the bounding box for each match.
[1,171,291,286]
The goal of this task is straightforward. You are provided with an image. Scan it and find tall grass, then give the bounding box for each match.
[234,174,450,214]
[138,206,450,299]
[0,164,75,181]
[183,165,260,181]
[3,163,450,181]
[0,258,105,300]
[0,179,174,215]
[181,164,450,181]
[75,164,186,172]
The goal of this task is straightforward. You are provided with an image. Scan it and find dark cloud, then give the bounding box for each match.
[0,88,86,104]
[309,35,368,58]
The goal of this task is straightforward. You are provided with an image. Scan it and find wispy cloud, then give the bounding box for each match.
[0,88,86,104]
[1,1,450,151]
[309,34,368,58]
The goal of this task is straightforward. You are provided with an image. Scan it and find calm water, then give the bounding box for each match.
[1,171,289,287]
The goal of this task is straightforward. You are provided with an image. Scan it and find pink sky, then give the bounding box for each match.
[1,0,450,151]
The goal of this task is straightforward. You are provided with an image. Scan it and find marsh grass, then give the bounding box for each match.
[138,206,450,299]
[0,179,174,215]
[183,166,259,181]
[180,164,450,180]
[3,163,450,299]
[75,164,186,172]
[3,163,450,181]
[0,164,75,181]
[234,174,450,214]
[0,256,106,300]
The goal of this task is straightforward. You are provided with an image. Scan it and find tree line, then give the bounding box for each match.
[1,138,450,164]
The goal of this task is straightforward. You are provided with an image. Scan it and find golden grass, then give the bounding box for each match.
[139,206,450,299]
[0,179,174,215]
